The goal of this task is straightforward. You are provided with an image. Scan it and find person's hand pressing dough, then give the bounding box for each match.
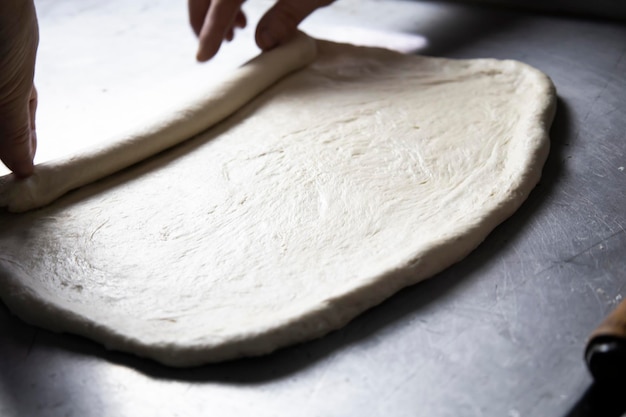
[189,0,334,61]
[0,0,39,178]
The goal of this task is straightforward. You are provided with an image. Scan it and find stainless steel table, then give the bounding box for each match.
[1,1,625,416]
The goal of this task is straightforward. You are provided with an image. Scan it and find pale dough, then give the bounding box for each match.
[0,33,317,213]
[0,37,556,366]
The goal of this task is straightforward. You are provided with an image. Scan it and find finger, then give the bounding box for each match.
[255,0,334,50]
[196,0,245,61]
[188,0,212,36]
[0,109,35,178]
[227,11,247,42]
[234,10,247,29]
[0,86,37,178]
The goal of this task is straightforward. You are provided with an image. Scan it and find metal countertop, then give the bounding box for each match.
[1,1,625,416]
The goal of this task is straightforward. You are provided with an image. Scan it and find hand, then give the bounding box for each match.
[188,0,335,62]
[0,0,39,178]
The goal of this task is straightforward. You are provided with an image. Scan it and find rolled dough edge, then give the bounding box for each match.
[0,32,317,213]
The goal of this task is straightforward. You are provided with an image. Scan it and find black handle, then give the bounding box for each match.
[585,298,626,383]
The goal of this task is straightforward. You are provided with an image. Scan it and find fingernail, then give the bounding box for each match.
[258,29,276,50]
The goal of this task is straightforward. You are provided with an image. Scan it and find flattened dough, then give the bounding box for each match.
[0,38,556,366]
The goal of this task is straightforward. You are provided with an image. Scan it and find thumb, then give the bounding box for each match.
[255,0,333,51]
[0,88,37,178]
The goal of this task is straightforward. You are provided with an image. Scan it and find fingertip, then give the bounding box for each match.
[255,5,300,51]
[196,50,209,62]
[235,11,247,29]
[195,39,218,62]
[5,151,35,179]
[14,153,35,179]
[1,126,36,178]
[256,28,278,51]
[225,28,234,42]
[13,162,34,179]
[256,0,334,51]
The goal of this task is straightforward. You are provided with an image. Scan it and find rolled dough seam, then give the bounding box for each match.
[0,32,317,213]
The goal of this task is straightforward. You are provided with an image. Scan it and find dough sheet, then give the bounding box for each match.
[0,37,556,366]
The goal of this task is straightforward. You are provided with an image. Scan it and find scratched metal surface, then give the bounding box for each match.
[1,1,625,416]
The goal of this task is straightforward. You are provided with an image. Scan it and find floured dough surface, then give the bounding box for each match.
[0,40,555,366]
